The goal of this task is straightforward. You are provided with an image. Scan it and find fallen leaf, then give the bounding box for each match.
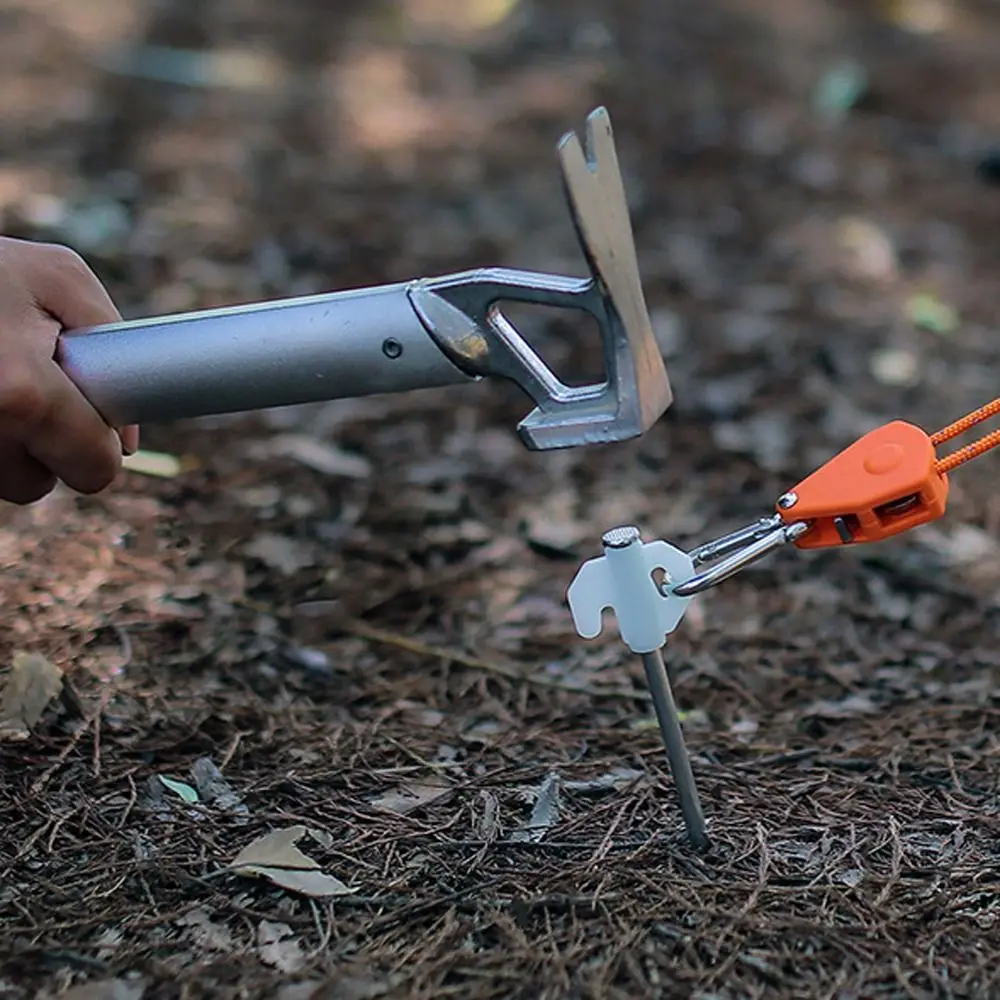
[0,651,64,741]
[835,867,865,887]
[369,782,452,815]
[679,708,712,729]
[906,292,958,334]
[474,790,501,839]
[231,826,319,869]
[191,757,248,817]
[247,866,353,897]
[176,906,235,952]
[98,45,284,91]
[56,979,145,1000]
[122,449,183,478]
[870,347,920,387]
[813,60,868,121]
[630,717,661,732]
[230,825,354,898]
[510,772,561,842]
[267,434,372,479]
[93,927,125,960]
[882,0,950,35]
[277,969,390,1000]
[258,920,305,973]
[279,645,334,676]
[563,767,645,795]
[243,533,317,576]
[158,776,199,803]
[836,216,897,282]
[276,985,323,1000]
[804,693,880,719]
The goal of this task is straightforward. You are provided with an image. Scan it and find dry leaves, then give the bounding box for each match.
[243,533,318,576]
[229,825,354,898]
[275,970,389,1000]
[510,772,562,843]
[121,449,185,478]
[0,651,63,741]
[53,979,145,1000]
[564,767,645,795]
[369,782,452,815]
[175,907,235,952]
[258,919,305,973]
[255,434,373,479]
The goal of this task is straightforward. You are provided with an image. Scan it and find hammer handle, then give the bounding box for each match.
[57,282,473,426]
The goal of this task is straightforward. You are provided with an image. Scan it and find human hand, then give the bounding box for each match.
[0,237,138,505]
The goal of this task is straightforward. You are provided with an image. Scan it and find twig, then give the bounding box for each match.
[91,684,114,778]
[220,731,242,769]
[361,876,507,936]
[337,618,649,703]
[31,691,112,796]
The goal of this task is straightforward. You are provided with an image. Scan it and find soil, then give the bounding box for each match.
[3,1,1000,997]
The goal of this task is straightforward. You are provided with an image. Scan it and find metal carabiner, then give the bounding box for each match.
[669,512,810,597]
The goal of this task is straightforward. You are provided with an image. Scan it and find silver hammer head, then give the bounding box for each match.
[409,106,673,450]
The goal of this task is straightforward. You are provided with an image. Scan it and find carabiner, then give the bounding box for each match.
[671,515,810,597]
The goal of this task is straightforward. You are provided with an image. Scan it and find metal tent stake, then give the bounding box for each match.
[567,525,710,851]
[640,647,709,850]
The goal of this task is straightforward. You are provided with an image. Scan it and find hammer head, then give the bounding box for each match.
[549,106,673,448]
[412,107,673,450]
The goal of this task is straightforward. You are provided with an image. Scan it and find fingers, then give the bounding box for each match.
[0,316,123,495]
[119,424,140,455]
[16,241,122,330]
[0,240,136,495]
[0,437,57,505]
[30,244,142,459]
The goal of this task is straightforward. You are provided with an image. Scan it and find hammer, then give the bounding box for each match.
[57,108,672,452]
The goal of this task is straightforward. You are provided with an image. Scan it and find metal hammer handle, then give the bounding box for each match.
[57,282,475,427]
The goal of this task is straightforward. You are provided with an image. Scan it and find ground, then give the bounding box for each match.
[2,0,1000,997]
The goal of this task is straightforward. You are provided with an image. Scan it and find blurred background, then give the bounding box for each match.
[4,1,1000,994]
[2,0,1000,503]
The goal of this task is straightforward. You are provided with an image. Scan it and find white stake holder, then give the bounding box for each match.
[567,525,696,653]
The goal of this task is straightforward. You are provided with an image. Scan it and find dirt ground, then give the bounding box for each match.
[3,0,1000,997]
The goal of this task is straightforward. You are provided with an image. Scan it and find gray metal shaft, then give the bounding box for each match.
[640,648,710,851]
[57,283,475,426]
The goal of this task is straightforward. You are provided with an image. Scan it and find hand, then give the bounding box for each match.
[0,237,138,505]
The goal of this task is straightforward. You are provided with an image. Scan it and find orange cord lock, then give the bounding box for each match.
[776,420,949,549]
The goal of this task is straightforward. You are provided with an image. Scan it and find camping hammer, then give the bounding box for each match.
[57,107,673,452]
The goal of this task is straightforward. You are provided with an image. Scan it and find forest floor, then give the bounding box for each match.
[3,1,1000,997]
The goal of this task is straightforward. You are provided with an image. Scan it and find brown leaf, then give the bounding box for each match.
[175,906,235,952]
[510,772,561,843]
[369,782,452,815]
[57,979,145,1000]
[0,651,64,741]
[230,825,354,898]
[258,919,305,973]
[248,434,372,479]
[804,694,880,719]
[243,533,317,576]
[277,971,389,1000]
[231,825,319,870]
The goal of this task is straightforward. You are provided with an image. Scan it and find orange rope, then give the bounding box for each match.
[935,428,1000,474]
[931,396,1000,474]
